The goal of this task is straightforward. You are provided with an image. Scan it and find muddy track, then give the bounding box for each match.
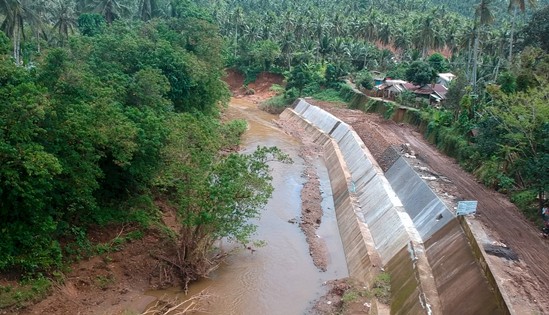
[310,100,549,314]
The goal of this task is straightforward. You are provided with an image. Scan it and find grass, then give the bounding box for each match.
[372,272,391,304]
[0,277,51,309]
[94,274,115,290]
[259,94,293,114]
[341,290,360,303]
[312,88,348,104]
[269,84,285,94]
[95,229,145,255]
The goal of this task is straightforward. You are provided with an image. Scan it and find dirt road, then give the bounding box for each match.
[309,100,549,314]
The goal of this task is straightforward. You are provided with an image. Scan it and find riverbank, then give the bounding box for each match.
[7,72,345,315]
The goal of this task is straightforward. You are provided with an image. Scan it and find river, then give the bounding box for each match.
[145,98,348,314]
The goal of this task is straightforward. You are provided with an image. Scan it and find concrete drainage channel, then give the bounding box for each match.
[279,99,508,315]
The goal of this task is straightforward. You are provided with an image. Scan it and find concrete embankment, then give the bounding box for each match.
[280,99,506,315]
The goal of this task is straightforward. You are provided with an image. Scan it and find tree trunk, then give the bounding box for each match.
[493,57,501,81]
[508,6,517,62]
[13,24,21,66]
[466,37,472,82]
[472,27,480,91]
[234,25,238,60]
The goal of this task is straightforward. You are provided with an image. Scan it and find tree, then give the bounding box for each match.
[428,52,449,73]
[355,69,374,89]
[77,13,105,36]
[155,113,291,289]
[497,71,517,94]
[286,61,322,96]
[485,85,549,209]
[0,57,64,272]
[444,73,469,117]
[86,0,131,24]
[0,30,10,56]
[472,0,495,90]
[250,39,280,71]
[138,0,160,21]
[521,5,549,53]
[0,0,26,64]
[414,13,442,58]
[507,0,537,61]
[51,0,78,46]
[405,60,436,86]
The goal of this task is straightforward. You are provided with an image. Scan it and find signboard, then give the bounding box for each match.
[457,201,478,216]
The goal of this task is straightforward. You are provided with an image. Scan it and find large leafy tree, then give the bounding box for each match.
[155,113,291,289]
[0,17,233,274]
[483,85,549,207]
[405,60,436,86]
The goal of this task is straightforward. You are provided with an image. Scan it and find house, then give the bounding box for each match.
[409,83,448,104]
[374,77,449,105]
[437,73,456,87]
[374,79,408,99]
[371,71,386,86]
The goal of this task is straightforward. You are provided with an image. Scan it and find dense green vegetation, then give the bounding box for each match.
[0,0,548,307]
[202,0,548,220]
[0,1,292,302]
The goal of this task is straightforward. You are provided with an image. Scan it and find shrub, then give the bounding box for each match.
[269,84,285,94]
[259,95,292,114]
[355,69,374,90]
[338,82,356,102]
[511,190,539,221]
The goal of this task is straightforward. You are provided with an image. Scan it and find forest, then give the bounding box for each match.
[0,0,293,305]
[0,0,548,309]
[204,0,548,219]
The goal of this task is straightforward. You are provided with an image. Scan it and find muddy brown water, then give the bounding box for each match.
[143,98,348,314]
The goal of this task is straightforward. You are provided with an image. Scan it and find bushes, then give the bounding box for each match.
[511,190,539,221]
[259,95,293,114]
[338,82,356,102]
[0,218,62,274]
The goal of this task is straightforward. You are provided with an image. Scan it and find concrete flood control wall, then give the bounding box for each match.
[282,99,506,315]
[386,157,502,314]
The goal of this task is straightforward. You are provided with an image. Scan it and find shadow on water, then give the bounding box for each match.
[143,98,348,315]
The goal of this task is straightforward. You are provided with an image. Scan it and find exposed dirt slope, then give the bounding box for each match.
[224,69,284,103]
[309,99,549,314]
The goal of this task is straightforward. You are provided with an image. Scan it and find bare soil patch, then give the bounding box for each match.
[311,278,373,315]
[19,231,167,315]
[224,69,284,103]
[277,111,329,271]
[14,200,184,315]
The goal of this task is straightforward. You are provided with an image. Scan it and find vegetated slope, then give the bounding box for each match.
[308,100,549,314]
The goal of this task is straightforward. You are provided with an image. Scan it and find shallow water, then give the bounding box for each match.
[144,98,348,315]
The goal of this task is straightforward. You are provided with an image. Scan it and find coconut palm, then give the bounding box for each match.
[51,0,77,46]
[472,0,495,90]
[1,0,46,64]
[87,0,131,24]
[138,0,160,21]
[507,0,537,61]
